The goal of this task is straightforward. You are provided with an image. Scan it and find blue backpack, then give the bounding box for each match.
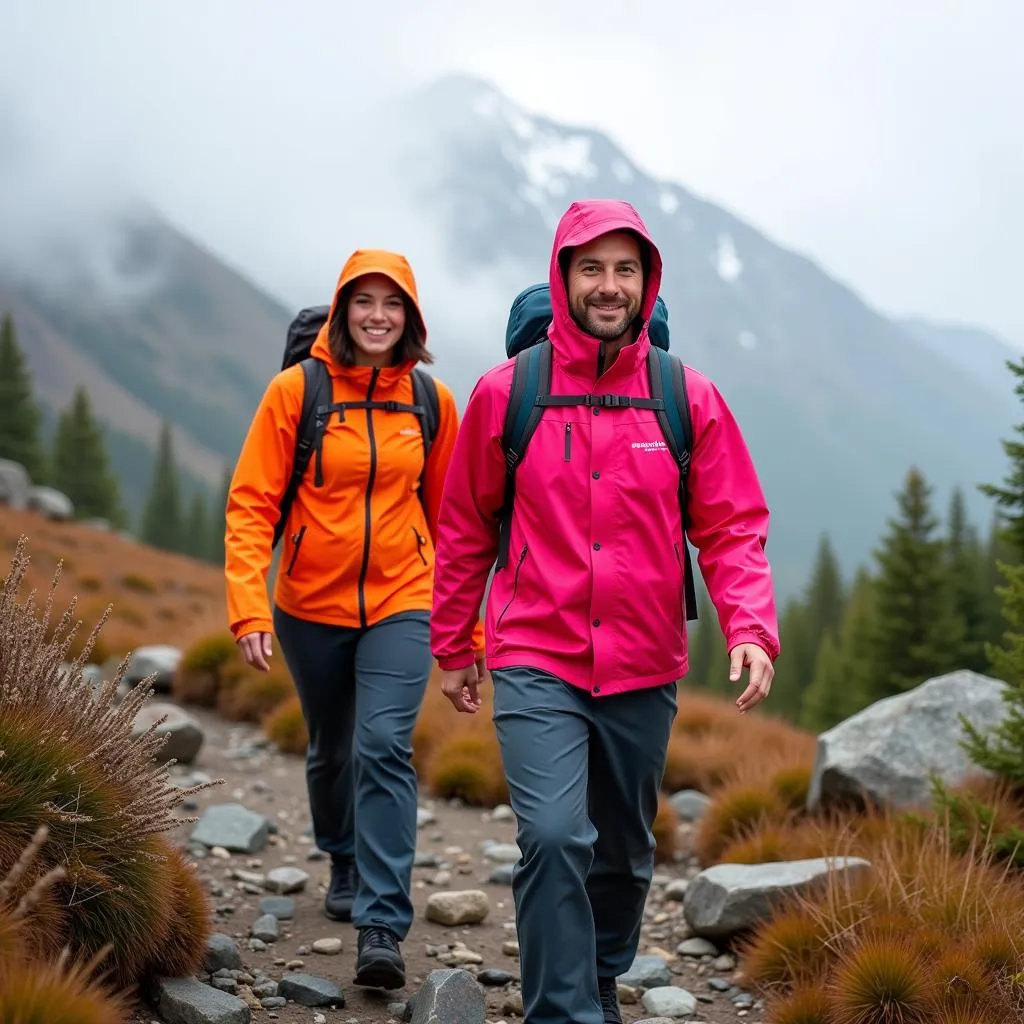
[498,283,698,621]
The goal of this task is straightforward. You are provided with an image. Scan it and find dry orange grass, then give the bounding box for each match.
[736,825,1024,1023]
[0,506,228,661]
[263,696,308,755]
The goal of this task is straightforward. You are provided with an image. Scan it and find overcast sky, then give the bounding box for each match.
[2,0,1022,341]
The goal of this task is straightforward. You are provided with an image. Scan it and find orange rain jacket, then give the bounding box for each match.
[224,249,483,653]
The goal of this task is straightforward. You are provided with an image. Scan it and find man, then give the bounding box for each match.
[430,198,779,1024]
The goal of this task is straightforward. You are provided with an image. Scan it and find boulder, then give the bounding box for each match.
[808,670,1010,813]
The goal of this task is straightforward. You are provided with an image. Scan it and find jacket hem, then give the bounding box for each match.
[273,596,431,631]
[485,651,687,697]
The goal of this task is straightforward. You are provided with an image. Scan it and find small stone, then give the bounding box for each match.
[663,879,689,902]
[425,889,490,926]
[260,996,287,1008]
[258,896,295,920]
[677,937,719,958]
[250,914,278,943]
[641,986,698,1017]
[204,933,243,973]
[410,968,485,1024]
[264,866,310,894]
[312,937,343,955]
[286,959,305,969]
[248,938,267,952]
[478,968,515,986]
[155,977,251,1024]
[277,973,345,1007]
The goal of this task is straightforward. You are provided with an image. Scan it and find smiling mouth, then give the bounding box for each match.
[362,327,392,338]
[591,303,625,314]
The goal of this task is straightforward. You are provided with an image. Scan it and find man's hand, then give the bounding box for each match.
[728,642,773,714]
[238,631,273,672]
[441,658,486,714]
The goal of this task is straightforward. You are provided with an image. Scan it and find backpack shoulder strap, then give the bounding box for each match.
[496,340,552,569]
[272,357,331,550]
[647,347,698,622]
[411,368,440,461]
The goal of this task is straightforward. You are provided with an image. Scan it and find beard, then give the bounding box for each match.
[571,296,640,340]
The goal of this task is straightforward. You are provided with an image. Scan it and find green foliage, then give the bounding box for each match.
[0,313,48,483]
[685,586,729,694]
[861,466,966,703]
[945,487,992,674]
[771,534,846,719]
[924,778,1024,868]
[799,569,878,731]
[140,419,184,553]
[51,387,127,527]
[959,559,1024,786]
[979,354,1024,560]
[0,537,219,988]
[205,463,230,566]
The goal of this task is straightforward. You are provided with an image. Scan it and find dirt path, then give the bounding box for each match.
[132,706,763,1024]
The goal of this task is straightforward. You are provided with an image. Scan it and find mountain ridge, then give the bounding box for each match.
[2,73,1017,597]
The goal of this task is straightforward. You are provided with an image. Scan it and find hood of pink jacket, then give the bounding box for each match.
[547,199,665,383]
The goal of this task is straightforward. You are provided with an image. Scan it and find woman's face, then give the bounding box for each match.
[346,273,407,366]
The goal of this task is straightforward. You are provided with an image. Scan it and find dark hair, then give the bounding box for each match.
[327,281,434,367]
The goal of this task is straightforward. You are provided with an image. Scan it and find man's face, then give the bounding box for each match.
[566,231,644,341]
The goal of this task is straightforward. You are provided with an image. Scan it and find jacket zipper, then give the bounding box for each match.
[564,423,572,461]
[674,542,686,630]
[412,526,428,566]
[496,544,528,629]
[357,369,380,628]
[285,525,307,577]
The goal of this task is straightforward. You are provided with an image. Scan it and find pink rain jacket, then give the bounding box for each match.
[430,199,780,697]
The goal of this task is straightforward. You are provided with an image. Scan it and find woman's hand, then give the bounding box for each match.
[238,631,273,672]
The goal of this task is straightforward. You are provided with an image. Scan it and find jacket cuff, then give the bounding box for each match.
[726,629,779,662]
[437,652,478,671]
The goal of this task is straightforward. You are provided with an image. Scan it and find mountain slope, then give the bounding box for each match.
[379,75,1019,594]
[1,74,1017,599]
[2,208,292,489]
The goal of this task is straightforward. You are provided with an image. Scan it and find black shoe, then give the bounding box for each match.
[324,856,357,922]
[597,976,622,1024]
[354,926,406,990]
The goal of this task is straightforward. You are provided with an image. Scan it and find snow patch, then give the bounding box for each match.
[522,134,598,194]
[715,234,743,283]
[509,112,536,141]
[612,159,634,183]
[659,189,679,214]
[473,91,501,120]
[738,330,758,350]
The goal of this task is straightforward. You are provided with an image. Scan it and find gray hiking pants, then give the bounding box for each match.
[273,606,431,940]
[491,666,678,1024]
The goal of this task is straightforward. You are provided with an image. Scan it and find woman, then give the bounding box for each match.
[223,248,484,992]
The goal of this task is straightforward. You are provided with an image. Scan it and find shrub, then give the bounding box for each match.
[263,695,308,755]
[763,981,832,1024]
[652,794,679,863]
[172,631,242,707]
[693,779,789,865]
[427,733,508,807]
[0,535,222,989]
[119,572,156,594]
[828,934,933,1024]
[662,729,736,794]
[0,825,131,1023]
[142,842,213,979]
[217,668,294,723]
[737,904,831,991]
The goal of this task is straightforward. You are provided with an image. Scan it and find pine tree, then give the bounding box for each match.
[979,354,1024,561]
[0,313,48,483]
[959,559,1024,785]
[773,534,847,719]
[183,491,210,560]
[799,568,878,731]
[946,487,990,674]
[685,589,729,695]
[51,387,126,527]
[205,463,231,566]
[140,420,184,553]
[863,467,966,702]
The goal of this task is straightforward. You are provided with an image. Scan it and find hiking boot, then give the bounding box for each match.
[597,976,622,1024]
[324,856,357,922]
[354,926,405,989]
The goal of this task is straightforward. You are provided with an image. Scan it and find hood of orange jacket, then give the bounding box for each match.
[308,248,428,380]
[224,248,484,652]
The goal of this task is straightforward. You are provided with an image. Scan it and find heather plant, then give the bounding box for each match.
[0,825,131,1024]
[0,535,221,988]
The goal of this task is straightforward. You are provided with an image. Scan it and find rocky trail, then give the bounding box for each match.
[133,703,767,1024]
